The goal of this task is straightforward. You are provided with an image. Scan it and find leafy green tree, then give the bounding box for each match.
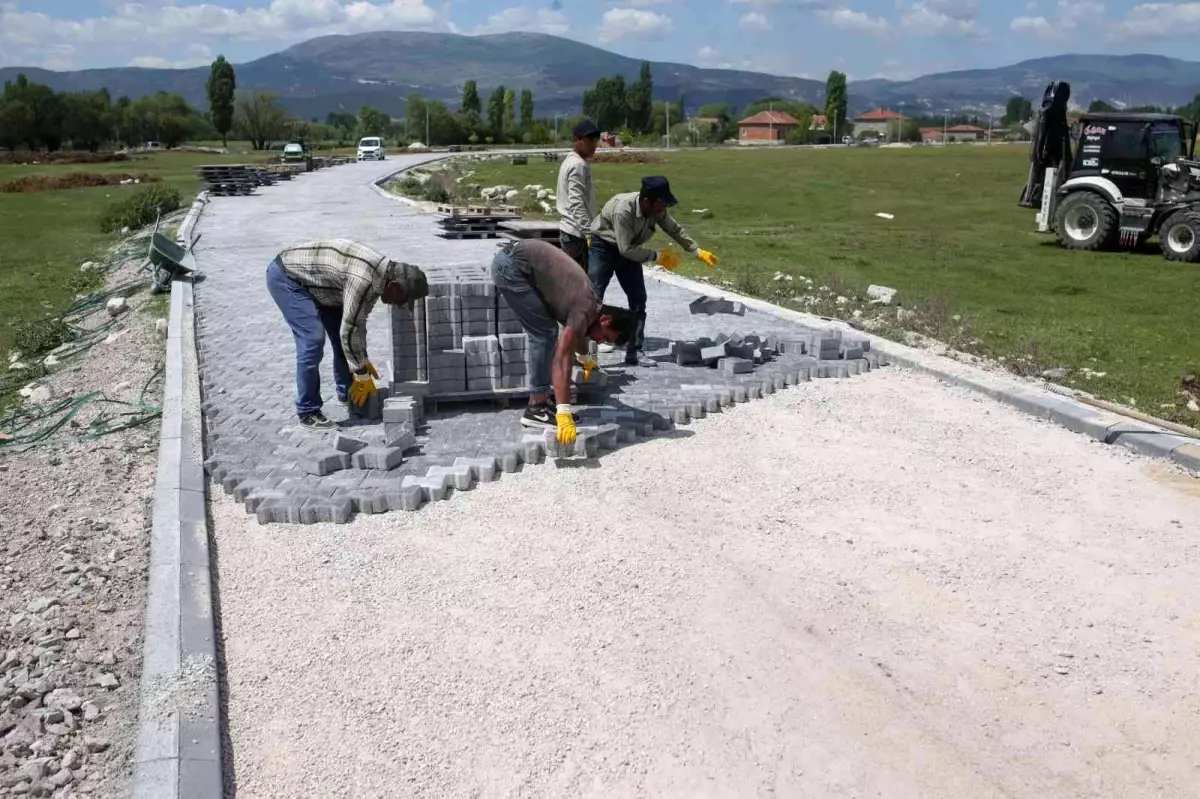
[1003,95,1033,126]
[234,90,289,150]
[503,89,516,139]
[357,104,391,138]
[1088,99,1117,113]
[628,61,653,133]
[0,98,34,151]
[461,80,481,115]
[582,75,628,131]
[206,55,236,146]
[325,111,357,144]
[527,122,551,145]
[824,70,848,140]
[519,89,534,134]
[62,89,115,151]
[487,85,506,138]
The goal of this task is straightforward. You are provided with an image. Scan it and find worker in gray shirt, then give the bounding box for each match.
[589,176,719,365]
[556,120,601,270]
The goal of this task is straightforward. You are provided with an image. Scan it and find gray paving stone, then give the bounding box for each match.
[190,157,888,523]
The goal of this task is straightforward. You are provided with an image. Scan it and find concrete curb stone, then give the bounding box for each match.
[132,266,223,797]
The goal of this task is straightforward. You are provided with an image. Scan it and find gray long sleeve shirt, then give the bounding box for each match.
[556,153,595,239]
[591,191,699,263]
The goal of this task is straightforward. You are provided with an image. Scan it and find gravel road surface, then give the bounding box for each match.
[212,368,1200,799]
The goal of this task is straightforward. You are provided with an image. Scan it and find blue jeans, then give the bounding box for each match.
[492,247,556,395]
[588,238,647,356]
[266,258,351,416]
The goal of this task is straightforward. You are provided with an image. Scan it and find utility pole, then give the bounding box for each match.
[666,102,670,148]
[425,105,430,146]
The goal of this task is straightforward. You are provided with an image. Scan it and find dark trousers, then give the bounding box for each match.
[588,238,647,356]
[559,232,589,271]
[266,258,351,415]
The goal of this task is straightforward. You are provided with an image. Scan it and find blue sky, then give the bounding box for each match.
[1,0,1197,79]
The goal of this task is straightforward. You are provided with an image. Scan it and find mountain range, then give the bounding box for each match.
[3,32,1199,121]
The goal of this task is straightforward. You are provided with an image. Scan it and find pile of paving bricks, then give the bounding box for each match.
[669,329,873,377]
[391,280,604,398]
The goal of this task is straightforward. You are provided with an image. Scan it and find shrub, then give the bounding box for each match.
[98,184,182,233]
[14,317,73,356]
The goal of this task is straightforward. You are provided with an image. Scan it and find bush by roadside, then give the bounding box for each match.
[98,185,181,233]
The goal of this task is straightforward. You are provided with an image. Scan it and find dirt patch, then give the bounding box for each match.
[0,236,172,797]
[592,151,666,164]
[0,173,159,194]
[0,152,132,166]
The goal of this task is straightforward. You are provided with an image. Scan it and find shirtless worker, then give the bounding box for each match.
[556,119,601,269]
[589,176,719,365]
[491,239,635,445]
[266,239,429,430]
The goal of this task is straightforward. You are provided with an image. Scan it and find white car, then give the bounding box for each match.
[357,137,386,161]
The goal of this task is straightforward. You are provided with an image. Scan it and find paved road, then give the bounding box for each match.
[201,157,1200,798]
[193,157,854,522]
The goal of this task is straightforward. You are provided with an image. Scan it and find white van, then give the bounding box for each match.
[357,137,385,161]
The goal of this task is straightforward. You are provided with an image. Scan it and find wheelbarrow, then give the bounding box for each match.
[141,210,201,293]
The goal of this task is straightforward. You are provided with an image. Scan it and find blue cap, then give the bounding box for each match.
[572,119,601,139]
[640,175,678,207]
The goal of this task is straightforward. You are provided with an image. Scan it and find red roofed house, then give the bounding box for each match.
[853,108,904,136]
[945,124,988,142]
[738,110,799,144]
[920,127,944,143]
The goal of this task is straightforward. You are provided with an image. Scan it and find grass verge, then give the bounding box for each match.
[423,146,1199,423]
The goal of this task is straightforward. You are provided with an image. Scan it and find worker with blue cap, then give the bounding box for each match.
[588,175,719,365]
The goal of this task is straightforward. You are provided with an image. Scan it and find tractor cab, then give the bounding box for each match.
[1070,113,1192,203]
[1045,111,1200,262]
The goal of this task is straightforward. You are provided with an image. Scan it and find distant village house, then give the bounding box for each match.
[737,110,799,144]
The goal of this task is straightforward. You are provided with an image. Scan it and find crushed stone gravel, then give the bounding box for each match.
[212,368,1199,798]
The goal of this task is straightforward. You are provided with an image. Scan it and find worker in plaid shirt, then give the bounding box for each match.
[267,239,429,430]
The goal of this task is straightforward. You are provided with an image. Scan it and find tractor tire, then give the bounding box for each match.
[1158,210,1200,263]
[1054,192,1117,251]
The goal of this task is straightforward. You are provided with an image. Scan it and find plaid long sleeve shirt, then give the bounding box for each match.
[276,239,389,372]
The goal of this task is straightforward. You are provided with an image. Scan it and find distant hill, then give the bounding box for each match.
[3,33,1199,120]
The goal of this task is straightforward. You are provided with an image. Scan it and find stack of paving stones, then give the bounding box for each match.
[391,278,599,398]
[436,209,520,240]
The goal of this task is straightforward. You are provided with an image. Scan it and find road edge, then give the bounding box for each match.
[646,270,1200,474]
[132,191,223,798]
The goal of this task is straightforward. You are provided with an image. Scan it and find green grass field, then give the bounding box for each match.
[439,145,1199,423]
[0,151,257,359]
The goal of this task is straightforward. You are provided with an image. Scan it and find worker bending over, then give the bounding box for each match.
[267,239,429,430]
[492,239,634,445]
[589,176,719,365]
[556,119,601,270]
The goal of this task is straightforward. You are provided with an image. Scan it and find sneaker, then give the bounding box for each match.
[598,342,616,353]
[298,411,335,430]
[520,405,556,429]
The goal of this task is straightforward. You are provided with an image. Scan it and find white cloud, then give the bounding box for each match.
[471,5,570,35]
[694,45,731,68]
[1010,15,1055,37]
[899,1,986,36]
[0,0,442,70]
[1111,2,1200,37]
[739,11,770,31]
[597,7,672,43]
[129,43,214,69]
[1012,0,1104,38]
[621,0,673,5]
[819,7,889,36]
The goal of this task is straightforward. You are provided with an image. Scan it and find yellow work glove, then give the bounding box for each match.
[576,353,598,380]
[586,236,592,248]
[556,404,577,446]
[696,248,719,267]
[655,247,682,271]
[348,361,380,407]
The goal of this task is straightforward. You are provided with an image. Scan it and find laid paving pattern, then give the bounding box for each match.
[193,157,889,524]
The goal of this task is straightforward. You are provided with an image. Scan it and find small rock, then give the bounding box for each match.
[154,318,168,337]
[65,628,81,640]
[1041,367,1069,380]
[105,297,128,318]
[1189,399,1200,413]
[96,673,119,690]
[27,597,59,614]
[42,354,60,368]
[866,284,897,305]
[79,261,96,273]
[96,603,114,614]
[81,701,101,722]
[45,688,83,712]
[28,385,55,405]
[47,769,73,788]
[61,750,82,770]
[83,736,109,753]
